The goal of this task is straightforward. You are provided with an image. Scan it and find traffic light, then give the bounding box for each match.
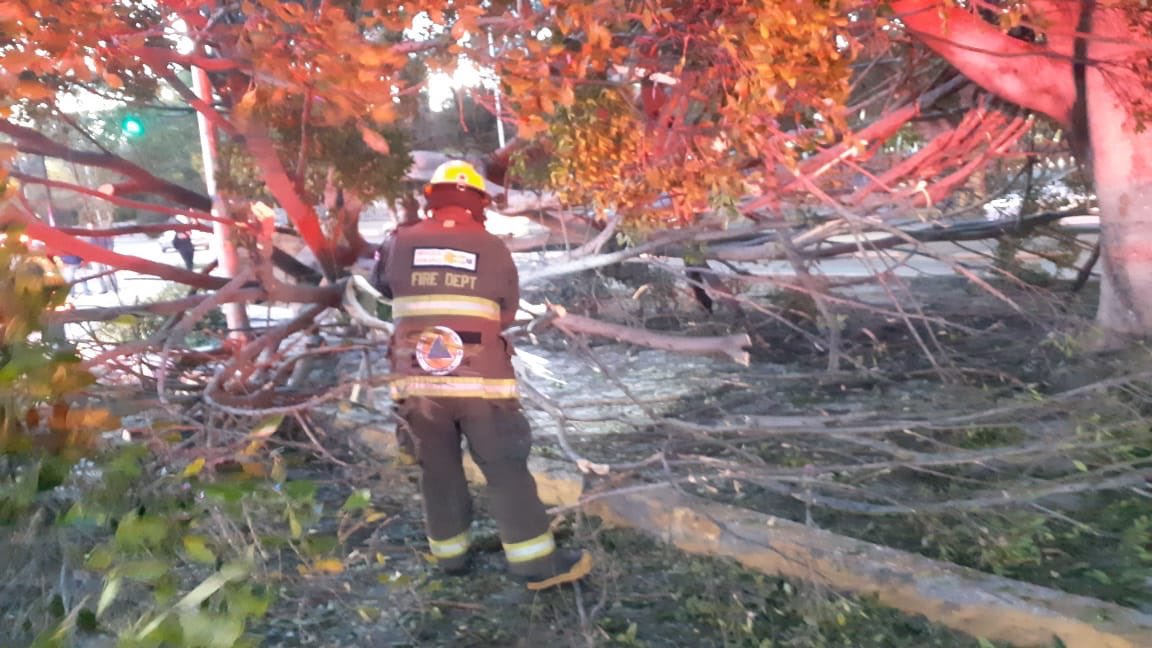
[120,114,145,137]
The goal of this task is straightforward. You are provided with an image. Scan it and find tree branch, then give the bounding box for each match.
[548,305,752,365]
[241,122,337,278]
[891,0,1076,126]
[2,206,227,290]
[0,121,212,210]
[9,171,214,221]
[125,47,243,73]
[48,290,265,325]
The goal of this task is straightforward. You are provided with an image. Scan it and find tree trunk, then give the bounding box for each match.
[1083,11,1152,338]
[1091,125,1152,338]
[587,486,1152,648]
[892,0,1152,344]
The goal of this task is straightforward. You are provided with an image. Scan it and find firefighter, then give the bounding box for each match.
[370,160,592,591]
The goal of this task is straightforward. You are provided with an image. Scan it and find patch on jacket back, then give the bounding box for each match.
[414,326,465,375]
[412,247,478,272]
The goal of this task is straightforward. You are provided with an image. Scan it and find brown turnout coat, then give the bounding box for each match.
[371,208,520,398]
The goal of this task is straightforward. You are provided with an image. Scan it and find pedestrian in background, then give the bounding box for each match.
[59,252,89,296]
[171,216,195,271]
[86,224,117,294]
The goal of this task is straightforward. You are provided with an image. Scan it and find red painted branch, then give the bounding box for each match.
[242,123,336,278]
[890,0,1075,126]
[9,172,214,222]
[2,208,227,290]
[0,121,212,211]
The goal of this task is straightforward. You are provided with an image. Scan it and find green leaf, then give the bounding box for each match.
[76,608,98,632]
[179,610,245,648]
[249,415,284,439]
[183,535,217,565]
[153,574,179,606]
[224,585,272,619]
[202,481,257,503]
[84,544,115,571]
[48,594,65,618]
[133,613,184,645]
[37,456,73,491]
[341,488,372,512]
[1073,460,1088,472]
[105,444,145,482]
[0,343,46,381]
[97,577,121,617]
[62,501,109,528]
[116,558,171,583]
[282,480,317,502]
[301,534,338,557]
[27,623,68,648]
[287,508,302,539]
[178,561,250,611]
[114,512,169,550]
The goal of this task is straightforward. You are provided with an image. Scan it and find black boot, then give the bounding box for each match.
[514,549,593,591]
[438,551,473,576]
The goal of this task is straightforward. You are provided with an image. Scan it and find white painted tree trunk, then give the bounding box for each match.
[1085,20,1152,340]
[892,1,1152,344]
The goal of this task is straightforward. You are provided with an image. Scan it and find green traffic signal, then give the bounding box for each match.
[120,115,145,137]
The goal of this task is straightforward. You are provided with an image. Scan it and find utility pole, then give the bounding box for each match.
[192,65,250,342]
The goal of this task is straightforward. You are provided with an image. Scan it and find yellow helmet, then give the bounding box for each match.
[426,160,488,196]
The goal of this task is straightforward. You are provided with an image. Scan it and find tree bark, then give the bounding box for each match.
[194,64,250,340]
[893,0,1152,341]
[1081,8,1152,337]
[586,486,1152,648]
[890,1,1076,127]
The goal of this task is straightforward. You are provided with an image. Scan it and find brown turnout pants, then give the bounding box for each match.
[396,397,551,565]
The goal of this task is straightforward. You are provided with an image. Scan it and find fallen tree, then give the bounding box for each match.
[0,4,1106,447]
[587,486,1152,648]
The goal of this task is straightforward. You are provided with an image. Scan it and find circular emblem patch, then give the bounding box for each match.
[414,326,465,376]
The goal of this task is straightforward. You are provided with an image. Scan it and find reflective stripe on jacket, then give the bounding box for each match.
[390,376,519,400]
[392,295,502,321]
